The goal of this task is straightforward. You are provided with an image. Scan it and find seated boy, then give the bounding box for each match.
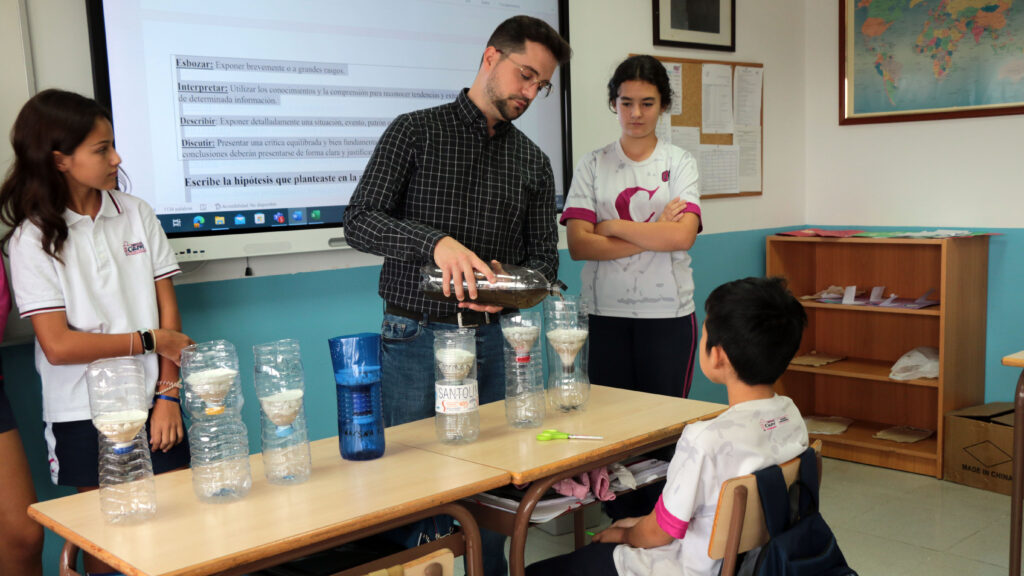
[526,276,809,576]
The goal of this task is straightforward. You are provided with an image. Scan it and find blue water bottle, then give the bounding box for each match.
[329,333,385,460]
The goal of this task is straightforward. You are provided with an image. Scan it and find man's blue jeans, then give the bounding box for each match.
[380,312,508,575]
[381,312,506,426]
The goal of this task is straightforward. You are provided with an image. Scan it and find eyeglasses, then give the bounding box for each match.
[496,49,553,98]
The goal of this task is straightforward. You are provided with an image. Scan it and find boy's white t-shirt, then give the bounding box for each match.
[561,139,701,318]
[614,394,808,576]
[9,190,181,422]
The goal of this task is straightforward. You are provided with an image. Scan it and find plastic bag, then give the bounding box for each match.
[889,346,939,380]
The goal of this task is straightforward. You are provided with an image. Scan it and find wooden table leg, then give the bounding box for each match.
[1011,368,1024,576]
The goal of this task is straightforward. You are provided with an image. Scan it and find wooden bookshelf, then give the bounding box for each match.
[767,235,989,478]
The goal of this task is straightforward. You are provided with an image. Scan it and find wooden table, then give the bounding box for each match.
[1005,351,1024,576]
[29,436,510,576]
[388,385,725,576]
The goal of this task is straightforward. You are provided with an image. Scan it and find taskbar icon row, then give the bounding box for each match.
[160,206,343,232]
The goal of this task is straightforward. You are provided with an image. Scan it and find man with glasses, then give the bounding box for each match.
[344,15,571,576]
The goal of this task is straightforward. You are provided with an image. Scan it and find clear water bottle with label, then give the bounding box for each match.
[434,328,479,444]
[329,333,385,460]
[501,309,545,428]
[181,340,252,502]
[253,339,312,484]
[86,357,156,524]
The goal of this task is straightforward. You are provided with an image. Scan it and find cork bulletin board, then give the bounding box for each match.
[646,54,764,199]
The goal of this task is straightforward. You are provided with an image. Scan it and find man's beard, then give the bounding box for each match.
[486,77,529,122]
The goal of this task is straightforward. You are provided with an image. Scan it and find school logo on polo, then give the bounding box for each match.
[123,241,147,256]
[760,416,788,432]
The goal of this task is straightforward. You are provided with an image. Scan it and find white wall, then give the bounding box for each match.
[569,0,807,234]
[0,0,35,168]
[804,1,1024,227]
[22,0,92,95]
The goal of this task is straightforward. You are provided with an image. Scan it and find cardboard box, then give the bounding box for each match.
[943,402,1015,495]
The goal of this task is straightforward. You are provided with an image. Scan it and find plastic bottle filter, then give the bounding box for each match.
[544,296,591,412]
[86,357,157,524]
[181,340,252,501]
[253,339,312,484]
[501,309,545,428]
[434,328,479,444]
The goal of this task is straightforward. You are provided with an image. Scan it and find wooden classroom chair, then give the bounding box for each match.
[707,439,823,576]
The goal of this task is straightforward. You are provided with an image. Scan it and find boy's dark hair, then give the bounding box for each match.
[487,15,572,63]
[704,277,807,386]
[607,55,672,111]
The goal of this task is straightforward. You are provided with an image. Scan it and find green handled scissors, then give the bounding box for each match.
[535,429,604,441]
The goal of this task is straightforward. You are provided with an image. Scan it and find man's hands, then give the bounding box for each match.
[433,237,502,313]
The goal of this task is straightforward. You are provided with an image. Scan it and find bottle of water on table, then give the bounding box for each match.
[329,332,386,460]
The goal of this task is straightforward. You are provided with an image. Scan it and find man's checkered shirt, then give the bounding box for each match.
[344,89,559,316]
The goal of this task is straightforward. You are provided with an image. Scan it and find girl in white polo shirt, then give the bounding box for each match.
[561,55,702,399]
[1,90,194,576]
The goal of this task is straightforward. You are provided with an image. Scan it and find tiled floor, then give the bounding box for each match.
[469,457,1019,575]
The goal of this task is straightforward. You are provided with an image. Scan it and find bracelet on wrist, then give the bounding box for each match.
[155,394,180,404]
[157,379,183,390]
[156,379,183,395]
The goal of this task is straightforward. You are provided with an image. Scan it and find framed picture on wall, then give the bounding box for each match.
[840,0,1024,124]
[652,0,735,52]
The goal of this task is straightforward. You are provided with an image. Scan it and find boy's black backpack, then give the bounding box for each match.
[748,447,856,576]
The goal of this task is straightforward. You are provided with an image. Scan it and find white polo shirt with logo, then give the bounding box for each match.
[613,394,808,576]
[9,190,181,423]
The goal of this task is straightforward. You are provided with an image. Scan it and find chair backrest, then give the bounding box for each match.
[707,439,822,560]
[403,548,453,576]
[364,547,454,576]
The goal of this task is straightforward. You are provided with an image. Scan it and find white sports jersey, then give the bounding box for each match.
[614,394,808,576]
[561,139,701,318]
[9,190,180,422]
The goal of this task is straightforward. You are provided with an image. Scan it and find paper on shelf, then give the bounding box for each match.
[805,415,854,435]
[791,352,845,367]
[873,425,933,443]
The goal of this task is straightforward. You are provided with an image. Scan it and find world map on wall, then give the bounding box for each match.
[851,0,1024,114]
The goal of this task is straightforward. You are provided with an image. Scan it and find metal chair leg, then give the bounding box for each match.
[60,541,82,576]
